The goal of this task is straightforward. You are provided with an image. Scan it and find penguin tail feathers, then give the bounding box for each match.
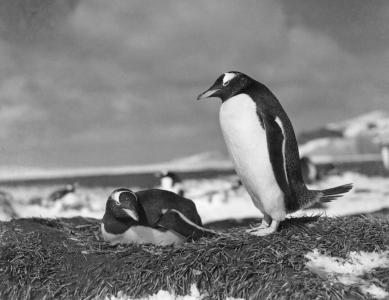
[199,226,222,237]
[189,226,222,240]
[310,183,353,205]
[302,183,353,208]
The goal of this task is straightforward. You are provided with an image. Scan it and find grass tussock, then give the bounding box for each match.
[0,215,388,300]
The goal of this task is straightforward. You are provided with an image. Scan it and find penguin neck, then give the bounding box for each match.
[244,81,283,113]
[103,211,133,234]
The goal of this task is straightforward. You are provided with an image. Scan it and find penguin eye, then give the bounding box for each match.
[222,80,229,87]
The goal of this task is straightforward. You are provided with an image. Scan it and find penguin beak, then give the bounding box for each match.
[197,88,220,100]
[122,208,139,221]
[107,199,139,221]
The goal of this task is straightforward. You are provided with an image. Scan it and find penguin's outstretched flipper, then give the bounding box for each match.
[156,209,219,240]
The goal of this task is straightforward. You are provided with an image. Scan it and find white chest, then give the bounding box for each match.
[101,224,184,246]
[159,178,182,195]
[160,177,174,189]
[219,94,284,213]
[219,94,270,176]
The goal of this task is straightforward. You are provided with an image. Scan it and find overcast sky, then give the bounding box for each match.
[0,0,388,168]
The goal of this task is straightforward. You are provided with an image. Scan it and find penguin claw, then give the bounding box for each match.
[245,226,265,234]
[247,227,277,236]
[246,222,269,233]
[246,220,279,236]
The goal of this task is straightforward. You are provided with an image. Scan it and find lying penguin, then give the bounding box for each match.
[101,188,217,246]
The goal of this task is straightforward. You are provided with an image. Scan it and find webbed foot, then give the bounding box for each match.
[246,220,279,236]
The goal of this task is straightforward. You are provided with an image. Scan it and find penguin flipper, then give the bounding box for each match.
[155,209,218,240]
[261,113,291,198]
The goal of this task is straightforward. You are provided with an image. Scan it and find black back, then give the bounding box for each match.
[243,80,307,212]
[136,189,202,227]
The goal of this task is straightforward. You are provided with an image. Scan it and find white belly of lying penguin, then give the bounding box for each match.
[101,224,184,246]
[219,94,286,220]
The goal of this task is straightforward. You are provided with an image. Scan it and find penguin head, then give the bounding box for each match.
[155,170,181,186]
[106,188,140,223]
[65,183,76,193]
[197,71,252,102]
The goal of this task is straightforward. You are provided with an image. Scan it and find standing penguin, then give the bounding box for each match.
[155,170,185,197]
[198,71,352,236]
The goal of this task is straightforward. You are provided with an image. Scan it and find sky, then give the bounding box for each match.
[0,0,388,168]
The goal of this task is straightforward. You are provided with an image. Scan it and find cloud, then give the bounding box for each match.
[279,0,389,55]
[0,77,48,140]
[0,104,29,139]
[0,0,80,43]
[0,0,388,167]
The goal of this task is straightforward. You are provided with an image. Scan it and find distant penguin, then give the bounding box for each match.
[101,188,217,245]
[231,178,242,191]
[48,183,76,203]
[155,170,185,197]
[0,190,18,221]
[300,156,318,184]
[301,156,337,184]
[203,178,242,204]
[198,71,352,236]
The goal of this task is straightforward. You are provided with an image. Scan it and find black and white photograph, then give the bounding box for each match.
[0,1,388,299]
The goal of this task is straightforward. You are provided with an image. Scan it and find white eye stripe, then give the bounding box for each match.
[112,191,123,203]
[223,72,236,85]
[111,190,137,203]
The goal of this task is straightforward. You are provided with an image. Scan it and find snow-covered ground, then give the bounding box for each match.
[106,284,243,300]
[306,249,389,299]
[1,172,389,223]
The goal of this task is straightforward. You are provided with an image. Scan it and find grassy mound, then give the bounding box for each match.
[0,215,388,299]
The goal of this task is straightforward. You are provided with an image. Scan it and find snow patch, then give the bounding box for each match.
[299,138,333,157]
[306,249,389,299]
[299,172,389,218]
[105,284,244,300]
[327,110,389,138]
